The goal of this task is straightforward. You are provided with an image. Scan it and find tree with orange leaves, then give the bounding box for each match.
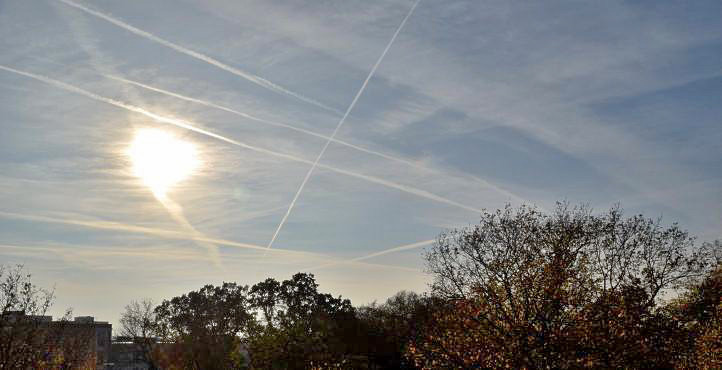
[409,203,715,369]
[667,244,722,369]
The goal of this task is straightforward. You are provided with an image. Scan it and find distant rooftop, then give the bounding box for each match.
[2,311,109,325]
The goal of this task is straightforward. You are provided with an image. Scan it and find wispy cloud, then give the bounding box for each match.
[267,0,422,249]
[156,195,223,269]
[303,238,433,272]
[2,0,719,321]
[107,74,432,171]
[106,72,526,208]
[0,210,419,273]
[0,210,278,253]
[204,0,721,217]
[0,243,210,265]
[0,64,484,215]
[55,0,340,115]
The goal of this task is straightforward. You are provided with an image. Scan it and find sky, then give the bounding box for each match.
[0,0,721,327]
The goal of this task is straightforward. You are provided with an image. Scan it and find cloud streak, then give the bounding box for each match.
[0,243,212,264]
[0,64,483,215]
[55,0,340,114]
[156,195,223,269]
[107,74,432,172]
[303,239,433,272]
[0,210,283,253]
[267,0,422,249]
[109,73,525,206]
[0,210,420,272]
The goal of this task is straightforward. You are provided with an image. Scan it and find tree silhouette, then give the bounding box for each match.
[0,264,55,368]
[154,282,255,369]
[410,203,715,368]
[0,265,93,368]
[247,273,359,368]
[667,251,722,369]
[357,291,437,368]
[118,299,160,369]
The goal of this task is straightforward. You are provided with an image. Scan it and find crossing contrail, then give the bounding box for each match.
[23,43,515,207]
[0,64,483,214]
[56,0,341,115]
[0,210,419,272]
[107,74,429,171]
[303,239,434,272]
[267,0,422,250]
[105,76,525,205]
[0,210,285,254]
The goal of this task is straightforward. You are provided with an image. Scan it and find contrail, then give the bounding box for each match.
[0,64,244,147]
[55,0,341,115]
[303,239,434,272]
[0,243,214,263]
[314,161,482,213]
[108,75,525,205]
[267,0,422,249]
[29,60,527,208]
[0,64,482,214]
[156,195,223,269]
[107,74,428,171]
[0,210,418,272]
[0,210,285,254]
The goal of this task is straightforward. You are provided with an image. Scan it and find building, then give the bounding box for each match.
[0,311,112,368]
[108,338,152,370]
[64,316,113,367]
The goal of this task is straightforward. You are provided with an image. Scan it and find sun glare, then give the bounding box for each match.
[128,128,200,198]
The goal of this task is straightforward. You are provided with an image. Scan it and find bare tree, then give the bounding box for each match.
[119,299,159,369]
[428,203,711,304]
[0,264,55,367]
[120,299,157,339]
[419,203,714,368]
[0,264,94,368]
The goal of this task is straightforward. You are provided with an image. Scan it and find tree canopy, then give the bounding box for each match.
[410,203,717,368]
[104,203,720,369]
[0,265,94,368]
[246,273,359,369]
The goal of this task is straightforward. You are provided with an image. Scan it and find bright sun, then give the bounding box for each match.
[128,128,200,198]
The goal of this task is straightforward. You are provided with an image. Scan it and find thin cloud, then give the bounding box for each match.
[55,0,341,115]
[0,64,484,215]
[0,64,246,146]
[314,161,483,213]
[0,210,282,254]
[109,73,526,205]
[303,239,434,272]
[0,211,419,273]
[107,74,429,171]
[0,243,210,264]
[267,0,422,249]
[156,195,223,269]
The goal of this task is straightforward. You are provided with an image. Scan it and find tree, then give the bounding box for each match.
[0,264,93,368]
[119,299,160,369]
[249,278,281,329]
[411,203,714,368]
[247,273,360,368]
[357,291,437,368]
[154,282,255,369]
[406,297,511,368]
[0,264,55,367]
[666,246,722,369]
[46,318,98,369]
